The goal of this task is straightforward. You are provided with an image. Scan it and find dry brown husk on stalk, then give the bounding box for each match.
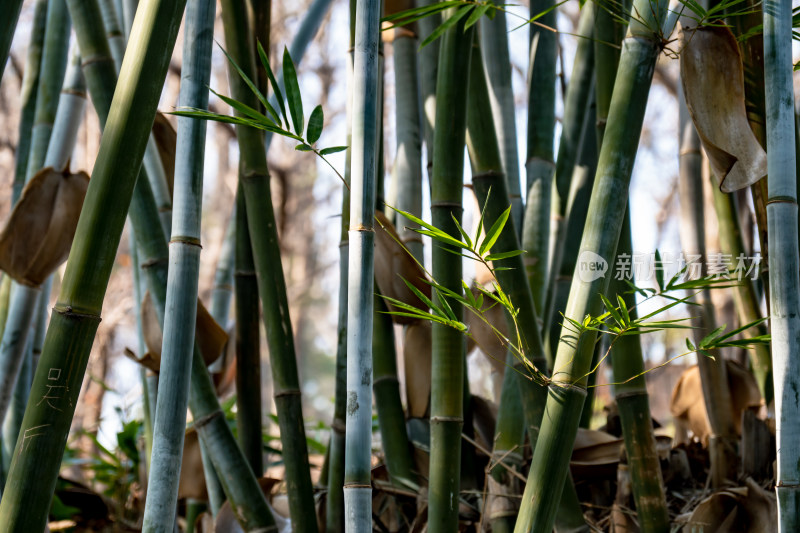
[670,360,762,445]
[152,111,176,196]
[403,320,432,419]
[131,291,228,371]
[464,289,509,375]
[679,21,767,192]
[374,209,431,324]
[678,478,777,532]
[0,167,89,286]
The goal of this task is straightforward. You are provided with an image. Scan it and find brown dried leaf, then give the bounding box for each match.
[374,210,431,324]
[178,428,207,501]
[139,291,228,369]
[679,23,767,192]
[681,480,777,532]
[465,290,508,375]
[670,360,762,445]
[0,167,89,286]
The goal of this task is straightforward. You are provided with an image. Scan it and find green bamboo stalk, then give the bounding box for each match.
[0,0,24,81]
[219,0,317,529]
[234,186,263,476]
[327,5,354,528]
[343,0,381,530]
[372,295,416,486]
[593,5,667,529]
[711,170,771,401]
[392,21,423,262]
[514,0,668,530]
[541,5,596,346]
[0,36,81,426]
[67,0,274,526]
[426,8,474,530]
[25,0,71,181]
[209,212,236,326]
[141,0,216,528]
[0,0,187,527]
[466,43,588,533]
[11,0,47,205]
[677,94,737,485]
[521,0,557,315]
[416,0,440,175]
[480,10,523,231]
[609,213,669,533]
[763,0,800,527]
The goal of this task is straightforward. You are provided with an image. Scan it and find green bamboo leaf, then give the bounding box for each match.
[617,294,631,326]
[420,5,472,48]
[416,228,471,250]
[256,41,289,128]
[599,294,624,328]
[464,3,490,29]
[713,317,769,343]
[218,44,270,113]
[295,144,313,151]
[479,205,511,257]
[699,325,727,348]
[451,212,473,249]
[484,249,525,261]
[282,46,304,135]
[307,105,323,144]
[320,146,347,155]
[654,250,664,291]
[210,88,272,124]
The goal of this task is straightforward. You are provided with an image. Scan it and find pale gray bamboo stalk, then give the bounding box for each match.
[141,0,215,528]
[343,0,381,529]
[763,0,800,528]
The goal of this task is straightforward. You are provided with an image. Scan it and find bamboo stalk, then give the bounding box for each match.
[763,0,800,528]
[0,25,80,427]
[343,0,381,530]
[219,0,317,529]
[426,7,474,530]
[521,0,557,314]
[0,0,24,80]
[416,0,440,175]
[11,0,47,204]
[97,0,126,68]
[541,5,596,348]
[467,43,588,533]
[25,0,71,181]
[209,213,236,327]
[514,0,668,529]
[710,178,771,401]
[392,23,423,261]
[0,0,187,527]
[480,10,523,230]
[372,295,416,486]
[610,214,669,533]
[141,0,216,527]
[234,186,263,475]
[677,93,737,485]
[327,5,354,529]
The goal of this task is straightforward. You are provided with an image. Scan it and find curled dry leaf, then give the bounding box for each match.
[671,360,762,446]
[0,167,89,286]
[374,210,431,324]
[680,478,777,532]
[152,111,176,197]
[679,22,767,192]
[138,291,229,370]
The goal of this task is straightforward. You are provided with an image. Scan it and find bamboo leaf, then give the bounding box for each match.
[257,41,289,128]
[464,3,490,29]
[218,44,270,113]
[307,105,323,144]
[484,249,525,261]
[282,46,304,135]
[296,144,313,151]
[320,146,347,155]
[479,205,511,257]
[420,5,472,49]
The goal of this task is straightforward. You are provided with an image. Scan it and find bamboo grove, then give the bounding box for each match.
[0,0,797,531]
